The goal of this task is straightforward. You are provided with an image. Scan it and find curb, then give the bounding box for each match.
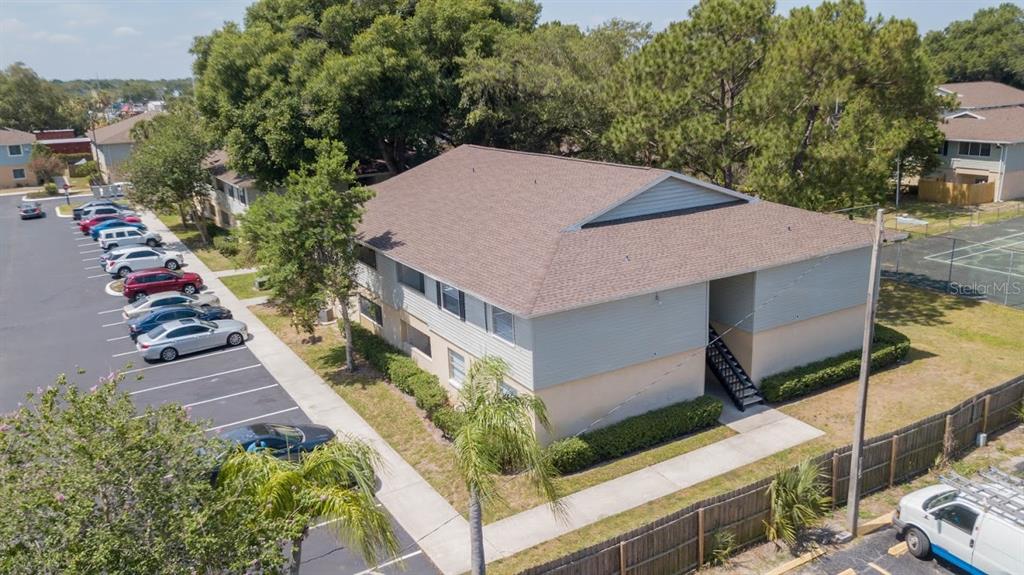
[105,280,124,298]
[21,192,91,203]
[54,205,72,218]
[764,548,826,575]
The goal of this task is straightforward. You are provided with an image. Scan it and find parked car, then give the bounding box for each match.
[79,204,135,221]
[122,270,205,303]
[90,219,147,240]
[136,318,248,362]
[79,214,141,234]
[127,305,233,341]
[122,290,220,319]
[221,423,336,460]
[103,247,183,278]
[18,202,44,220]
[893,470,1024,574]
[73,200,128,220]
[98,227,162,250]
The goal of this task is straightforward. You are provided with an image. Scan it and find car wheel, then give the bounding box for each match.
[160,347,179,362]
[165,260,180,270]
[904,526,930,559]
[227,332,244,347]
[107,243,117,250]
[146,238,159,247]
[131,292,146,303]
[118,267,131,278]
[182,284,197,295]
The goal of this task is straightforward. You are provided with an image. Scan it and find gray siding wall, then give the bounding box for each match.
[752,247,870,332]
[355,254,535,386]
[708,272,755,331]
[531,283,708,390]
[587,177,737,225]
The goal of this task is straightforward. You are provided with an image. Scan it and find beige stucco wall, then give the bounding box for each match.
[0,164,35,188]
[1000,169,1024,200]
[535,348,705,442]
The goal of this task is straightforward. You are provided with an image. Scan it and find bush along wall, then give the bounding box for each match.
[546,395,724,475]
[350,324,465,439]
[759,324,910,403]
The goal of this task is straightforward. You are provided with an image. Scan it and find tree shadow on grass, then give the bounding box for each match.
[877,279,978,328]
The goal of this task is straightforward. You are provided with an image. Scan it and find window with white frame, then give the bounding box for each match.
[489,305,515,344]
[439,282,464,318]
[448,349,466,388]
[7,144,23,157]
[12,168,26,180]
[397,263,424,293]
[358,295,382,325]
[957,142,991,157]
[238,187,248,205]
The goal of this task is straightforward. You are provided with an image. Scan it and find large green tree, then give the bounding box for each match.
[0,375,285,574]
[0,63,83,132]
[123,101,216,244]
[924,3,1024,89]
[241,139,372,370]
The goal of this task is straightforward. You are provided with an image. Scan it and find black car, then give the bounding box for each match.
[127,305,233,341]
[221,423,336,460]
[18,202,44,220]
[72,200,127,221]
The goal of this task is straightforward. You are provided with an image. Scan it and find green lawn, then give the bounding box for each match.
[156,213,242,272]
[853,198,1024,239]
[56,201,88,216]
[219,272,267,300]
[249,303,736,523]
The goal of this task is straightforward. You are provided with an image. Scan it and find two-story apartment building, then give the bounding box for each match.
[203,150,262,228]
[352,145,872,440]
[923,82,1024,203]
[90,111,160,183]
[0,128,36,188]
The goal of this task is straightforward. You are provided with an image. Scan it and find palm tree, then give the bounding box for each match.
[218,437,399,574]
[764,458,830,549]
[452,356,562,575]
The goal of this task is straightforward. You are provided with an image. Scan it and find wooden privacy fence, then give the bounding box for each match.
[918,180,995,205]
[519,375,1024,575]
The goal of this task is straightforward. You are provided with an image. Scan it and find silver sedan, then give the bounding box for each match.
[136,318,248,362]
[122,291,221,319]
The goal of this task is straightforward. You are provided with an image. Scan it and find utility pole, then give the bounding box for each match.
[847,208,885,536]
[895,154,902,210]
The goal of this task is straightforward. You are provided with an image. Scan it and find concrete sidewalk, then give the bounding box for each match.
[212,267,259,278]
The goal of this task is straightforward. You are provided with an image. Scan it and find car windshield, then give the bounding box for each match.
[269,424,304,443]
[147,325,168,338]
[924,491,958,511]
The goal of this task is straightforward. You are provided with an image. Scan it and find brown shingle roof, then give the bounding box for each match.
[204,149,257,189]
[938,81,1024,109]
[940,106,1024,144]
[0,128,35,145]
[358,145,871,317]
[91,111,161,145]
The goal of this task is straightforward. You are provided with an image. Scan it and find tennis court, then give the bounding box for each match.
[881,217,1024,309]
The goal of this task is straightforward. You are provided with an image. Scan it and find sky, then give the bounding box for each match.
[0,0,1010,81]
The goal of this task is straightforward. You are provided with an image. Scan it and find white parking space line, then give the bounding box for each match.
[87,273,109,279]
[111,350,137,358]
[84,266,98,270]
[205,407,300,432]
[121,346,249,375]
[79,249,103,254]
[351,550,425,575]
[129,364,262,395]
[106,335,131,342]
[181,384,279,409]
[102,320,125,327]
[97,308,122,315]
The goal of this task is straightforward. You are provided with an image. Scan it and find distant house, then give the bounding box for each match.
[34,129,92,155]
[353,145,872,440]
[90,111,160,183]
[0,128,36,188]
[203,150,262,228]
[921,81,1024,204]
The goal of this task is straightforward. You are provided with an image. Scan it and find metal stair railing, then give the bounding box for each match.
[706,325,763,412]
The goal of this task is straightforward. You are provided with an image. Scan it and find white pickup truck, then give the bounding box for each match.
[892,468,1024,575]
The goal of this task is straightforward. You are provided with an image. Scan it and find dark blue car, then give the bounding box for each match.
[90,219,147,240]
[127,305,232,341]
[221,423,336,460]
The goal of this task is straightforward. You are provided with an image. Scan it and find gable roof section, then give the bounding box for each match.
[0,128,35,145]
[204,149,258,189]
[92,111,160,145]
[358,145,871,318]
[938,81,1024,109]
[940,105,1024,144]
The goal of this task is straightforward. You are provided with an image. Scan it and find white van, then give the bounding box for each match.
[99,227,162,251]
[893,468,1024,575]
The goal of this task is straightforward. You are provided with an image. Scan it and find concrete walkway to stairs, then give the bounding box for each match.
[145,212,824,574]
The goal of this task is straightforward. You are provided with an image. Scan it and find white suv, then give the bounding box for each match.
[103,246,184,278]
[99,227,163,250]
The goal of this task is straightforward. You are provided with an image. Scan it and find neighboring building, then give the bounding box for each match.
[90,111,160,183]
[922,82,1024,203]
[0,128,36,188]
[33,129,92,155]
[203,150,262,228]
[352,145,872,440]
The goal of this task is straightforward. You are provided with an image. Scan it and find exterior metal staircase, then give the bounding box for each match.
[706,324,764,411]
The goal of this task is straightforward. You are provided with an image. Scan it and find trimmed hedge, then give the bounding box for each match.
[350,324,456,432]
[546,395,724,474]
[760,324,910,403]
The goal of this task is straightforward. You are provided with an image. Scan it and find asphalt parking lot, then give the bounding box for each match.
[795,527,963,575]
[0,194,437,575]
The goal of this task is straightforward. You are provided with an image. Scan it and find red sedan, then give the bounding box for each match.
[122,269,205,302]
[79,215,142,234]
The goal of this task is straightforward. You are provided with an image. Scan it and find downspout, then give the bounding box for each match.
[996,144,1007,202]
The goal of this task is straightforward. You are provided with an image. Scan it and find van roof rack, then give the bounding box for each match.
[940,467,1024,529]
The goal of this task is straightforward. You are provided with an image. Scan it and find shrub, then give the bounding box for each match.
[43,182,58,195]
[69,159,99,179]
[547,395,723,474]
[410,376,448,416]
[212,234,240,257]
[432,406,467,440]
[760,324,910,402]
